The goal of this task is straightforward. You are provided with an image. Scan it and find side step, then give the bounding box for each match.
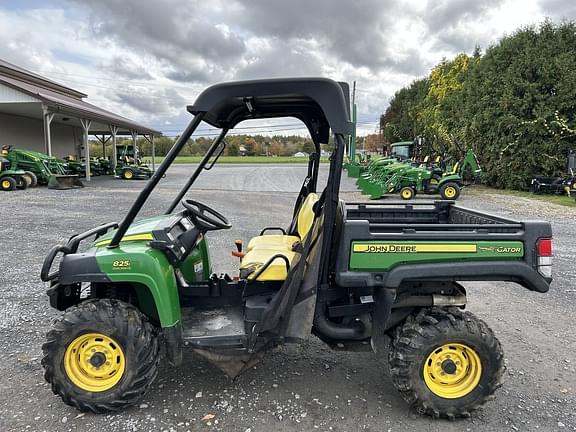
[181,306,247,348]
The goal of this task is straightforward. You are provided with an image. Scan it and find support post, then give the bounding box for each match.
[151,135,155,171]
[109,125,119,171]
[131,130,138,162]
[42,105,55,156]
[142,134,156,171]
[80,119,92,181]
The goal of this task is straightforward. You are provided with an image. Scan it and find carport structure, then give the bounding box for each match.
[0,59,161,180]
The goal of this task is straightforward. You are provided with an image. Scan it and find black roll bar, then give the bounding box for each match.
[166,128,229,214]
[109,112,206,248]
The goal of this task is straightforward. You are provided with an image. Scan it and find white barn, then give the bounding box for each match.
[0,59,160,178]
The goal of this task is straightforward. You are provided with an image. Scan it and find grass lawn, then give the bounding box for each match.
[144,156,329,164]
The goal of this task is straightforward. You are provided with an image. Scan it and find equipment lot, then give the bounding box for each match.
[1,164,575,432]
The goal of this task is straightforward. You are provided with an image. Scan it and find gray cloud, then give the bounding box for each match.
[423,0,505,33]
[116,87,186,115]
[3,0,570,134]
[538,0,576,19]
[232,0,397,69]
[99,56,153,80]
[68,0,246,83]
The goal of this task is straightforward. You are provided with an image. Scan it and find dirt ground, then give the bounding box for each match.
[0,165,574,432]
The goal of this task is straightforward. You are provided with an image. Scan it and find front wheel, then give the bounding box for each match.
[122,168,134,180]
[1,176,16,191]
[388,307,504,419]
[400,186,415,200]
[42,299,160,413]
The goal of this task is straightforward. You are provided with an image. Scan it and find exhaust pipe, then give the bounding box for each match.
[392,294,466,309]
[313,298,371,341]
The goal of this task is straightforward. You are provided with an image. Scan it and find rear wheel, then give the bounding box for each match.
[400,186,415,200]
[388,307,504,419]
[439,182,461,200]
[23,171,38,187]
[122,168,134,180]
[42,299,160,413]
[1,176,16,191]
[16,176,28,190]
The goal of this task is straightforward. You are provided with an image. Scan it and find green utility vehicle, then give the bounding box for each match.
[0,156,28,191]
[115,144,153,180]
[1,146,83,189]
[41,79,553,418]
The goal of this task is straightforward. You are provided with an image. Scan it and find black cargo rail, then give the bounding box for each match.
[40,222,118,282]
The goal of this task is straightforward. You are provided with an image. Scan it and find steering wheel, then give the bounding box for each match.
[181,199,232,231]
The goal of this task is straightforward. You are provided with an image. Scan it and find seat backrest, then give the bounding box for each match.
[296,192,319,239]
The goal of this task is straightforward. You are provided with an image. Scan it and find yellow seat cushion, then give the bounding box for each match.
[240,248,296,281]
[246,193,319,252]
[247,234,300,251]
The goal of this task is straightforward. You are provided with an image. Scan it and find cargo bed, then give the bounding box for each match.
[335,201,552,293]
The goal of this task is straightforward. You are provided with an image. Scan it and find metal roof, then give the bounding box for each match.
[0,59,160,135]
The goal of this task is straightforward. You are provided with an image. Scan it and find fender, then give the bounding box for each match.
[58,246,181,327]
[438,174,462,186]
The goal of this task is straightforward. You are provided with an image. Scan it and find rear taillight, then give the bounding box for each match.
[536,238,552,278]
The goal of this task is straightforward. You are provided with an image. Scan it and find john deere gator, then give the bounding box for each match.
[41,78,552,419]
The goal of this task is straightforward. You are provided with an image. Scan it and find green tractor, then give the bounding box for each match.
[0,156,29,191]
[41,79,553,418]
[359,148,481,200]
[63,156,112,177]
[115,144,153,180]
[1,146,83,189]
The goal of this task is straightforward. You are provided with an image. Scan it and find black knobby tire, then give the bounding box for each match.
[1,176,16,191]
[42,299,160,413]
[16,176,28,190]
[23,171,38,187]
[439,182,461,200]
[388,307,504,419]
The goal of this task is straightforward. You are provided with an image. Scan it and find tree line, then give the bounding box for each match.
[89,134,319,159]
[379,21,576,189]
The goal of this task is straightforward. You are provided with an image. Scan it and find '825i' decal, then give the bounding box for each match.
[112,260,131,270]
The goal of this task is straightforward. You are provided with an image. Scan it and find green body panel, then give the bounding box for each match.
[95,244,181,327]
[349,240,524,271]
[89,214,212,327]
[0,169,26,177]
[179,236,212,283]
[93,214,175,245]
[438,174,462,186]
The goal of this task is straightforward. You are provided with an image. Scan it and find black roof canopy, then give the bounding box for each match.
[187,78,353,143]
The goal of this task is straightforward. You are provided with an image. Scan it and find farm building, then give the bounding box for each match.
[0,58,160,177]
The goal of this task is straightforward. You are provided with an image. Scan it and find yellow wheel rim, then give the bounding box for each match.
[2,179,11,189]
[64,333,126,392]
[125,171,133,179]
[423,343,482,399]
[401,189,412,199]
[444,186,457,198]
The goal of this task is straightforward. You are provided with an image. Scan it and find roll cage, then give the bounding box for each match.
[109,78,353,285]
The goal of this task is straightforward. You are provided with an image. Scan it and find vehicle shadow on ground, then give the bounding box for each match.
[141,338,482,431]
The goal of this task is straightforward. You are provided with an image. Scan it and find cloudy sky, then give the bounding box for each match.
[0,0,574,136]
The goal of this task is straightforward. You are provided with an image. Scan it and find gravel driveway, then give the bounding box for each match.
[0,165,574,432]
